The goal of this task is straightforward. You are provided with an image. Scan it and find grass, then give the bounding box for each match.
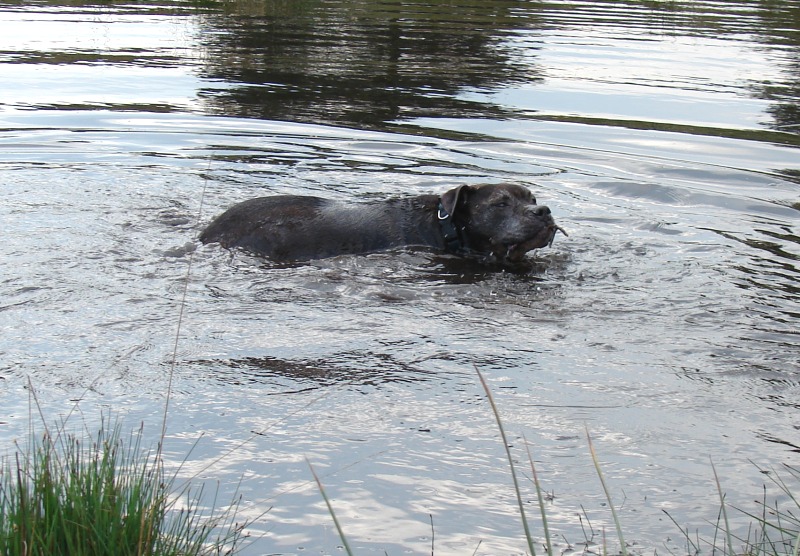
[306,457,354,556]
[585,424,628,556]
[664,462,800,556]
[0,155,247,555]
[2,376,797,556]
[476,366,538,556]
[306,367,800,556]
[0,411,246,556]
[0,174,250,554]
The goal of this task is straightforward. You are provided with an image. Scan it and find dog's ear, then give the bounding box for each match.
[440,185,472,218]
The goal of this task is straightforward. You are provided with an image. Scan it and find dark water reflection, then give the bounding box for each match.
[196,0,800,142]
[4,0,800,138]
[197,0,535,124]
[200,351,441,391]
[0,1,799,554]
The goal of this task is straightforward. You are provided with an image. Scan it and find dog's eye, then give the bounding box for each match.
[493,199,510,208]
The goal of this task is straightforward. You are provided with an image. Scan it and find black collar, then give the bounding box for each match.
[437,201,468,252]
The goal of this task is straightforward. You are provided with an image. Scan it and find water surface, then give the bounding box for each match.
[0,1,798,554]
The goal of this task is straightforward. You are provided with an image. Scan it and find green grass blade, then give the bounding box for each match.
[661,508,700,555]
[523,435,552,556]
[307,457,354,556]
[585,425,628,556]
[429,513,435,556]
[476,366,537,556]
[710,458,735,556]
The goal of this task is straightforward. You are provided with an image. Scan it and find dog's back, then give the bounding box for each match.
[200,194,443,261]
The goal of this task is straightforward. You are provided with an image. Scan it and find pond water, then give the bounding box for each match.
[1,1,799,554]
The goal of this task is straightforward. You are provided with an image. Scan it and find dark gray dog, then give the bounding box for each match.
[200,183,566,264]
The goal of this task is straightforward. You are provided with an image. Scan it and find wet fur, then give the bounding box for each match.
[200,183,561,264]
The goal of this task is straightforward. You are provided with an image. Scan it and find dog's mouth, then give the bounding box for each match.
[502,223,568,262]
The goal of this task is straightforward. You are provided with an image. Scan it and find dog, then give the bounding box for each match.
[199,183,566,265]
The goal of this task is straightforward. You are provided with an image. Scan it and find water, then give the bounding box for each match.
[1,1,799,554]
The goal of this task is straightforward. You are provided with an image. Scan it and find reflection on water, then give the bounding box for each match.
[197,0,536,124]
[2,1,800,138]
[198,351,441,391]
[0,0,799,554]
[199,0,800,141]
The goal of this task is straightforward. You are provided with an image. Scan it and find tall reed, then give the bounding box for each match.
[476,366,538,556]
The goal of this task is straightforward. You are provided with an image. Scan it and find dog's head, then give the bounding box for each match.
[441,183,565,263]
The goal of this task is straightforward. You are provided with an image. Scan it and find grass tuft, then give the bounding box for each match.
[665,463,799,556]
[0,412,245,556]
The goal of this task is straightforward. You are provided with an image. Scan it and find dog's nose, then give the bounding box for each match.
[530,205,551,217]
